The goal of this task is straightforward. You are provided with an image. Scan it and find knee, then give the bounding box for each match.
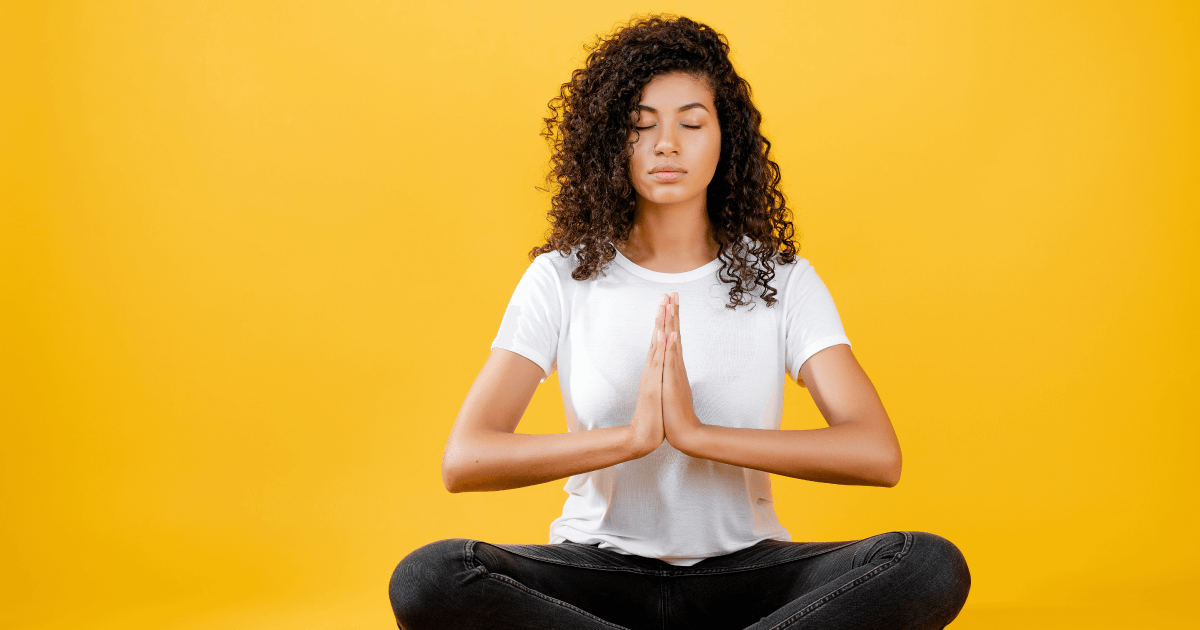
[857,531,907,566]
[904,532,971,619]
[389,538,478,628]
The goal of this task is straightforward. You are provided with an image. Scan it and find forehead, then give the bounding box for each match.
[637,72,715,108]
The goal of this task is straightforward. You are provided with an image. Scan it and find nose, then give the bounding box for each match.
[654,125,679,156]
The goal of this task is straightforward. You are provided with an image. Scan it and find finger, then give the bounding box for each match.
[669,295,681,349]
[670,293,680,337]
[653,329,666,368]
[648,296,667,355]
[646,309,656,360]
[670,332,685,372]
[656,295,668,341]
[664,331,676,369]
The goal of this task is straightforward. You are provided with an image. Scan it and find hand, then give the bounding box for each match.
[627,294,669,458]
[662,292,702,448]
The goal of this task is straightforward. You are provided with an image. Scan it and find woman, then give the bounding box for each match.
[390,15,970,630]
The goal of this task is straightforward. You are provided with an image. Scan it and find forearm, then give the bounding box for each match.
[442,426,641,493]
[674,420,901,487]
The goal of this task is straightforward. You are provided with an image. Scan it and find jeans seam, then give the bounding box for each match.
[676,541,862,575]
[766,531,914,630]
[483,573,630,630]
[490,546,663,575]
[463,539,475,573]
[490,541,862,576]
[659,571,667,630]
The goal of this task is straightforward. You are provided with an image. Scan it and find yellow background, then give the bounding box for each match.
[2,1,1196,628]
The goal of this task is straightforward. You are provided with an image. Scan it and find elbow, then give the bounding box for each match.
[862,439,902,487]
[878,447,902,488]
[442,433,495,493]
[880,462,901,488]
[441,454,467,493]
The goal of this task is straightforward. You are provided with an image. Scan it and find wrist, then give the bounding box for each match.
[621,425,656,460]
[669,414,706,457]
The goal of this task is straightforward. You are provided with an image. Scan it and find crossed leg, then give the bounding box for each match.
[389,532,970,630]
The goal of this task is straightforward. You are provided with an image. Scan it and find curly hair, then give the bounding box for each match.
[529,14,798,309]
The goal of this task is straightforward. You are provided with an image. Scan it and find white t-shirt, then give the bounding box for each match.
[490,243,852,566]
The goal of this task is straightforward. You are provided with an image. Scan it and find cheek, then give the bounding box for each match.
[628,142,645,163]
[627,148,650,192]
[703,133,722,169]
[627,136,647,163]
[627,152,646,183]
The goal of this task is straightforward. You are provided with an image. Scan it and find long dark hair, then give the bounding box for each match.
[530,14,798,309]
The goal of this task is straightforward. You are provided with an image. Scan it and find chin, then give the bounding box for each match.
[640,188,703,205]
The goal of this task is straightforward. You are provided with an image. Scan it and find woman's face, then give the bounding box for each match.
[627,71,721,208]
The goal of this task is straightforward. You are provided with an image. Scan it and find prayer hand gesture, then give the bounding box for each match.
[626,295,669,458]
[662,292,702,446]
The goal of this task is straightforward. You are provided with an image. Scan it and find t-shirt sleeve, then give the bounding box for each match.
[783,261,852,383]
[490,254,561,382]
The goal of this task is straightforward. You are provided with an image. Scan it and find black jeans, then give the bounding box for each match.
[389,530,971,629]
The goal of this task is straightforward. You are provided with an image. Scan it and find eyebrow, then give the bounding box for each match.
[636,103,710,113]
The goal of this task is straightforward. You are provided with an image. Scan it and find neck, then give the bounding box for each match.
[616,194,720,273]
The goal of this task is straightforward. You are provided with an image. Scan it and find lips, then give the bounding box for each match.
[649,163,686,182]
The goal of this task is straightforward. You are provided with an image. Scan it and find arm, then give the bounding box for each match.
[660,294,902,487]
[442,299,672,493]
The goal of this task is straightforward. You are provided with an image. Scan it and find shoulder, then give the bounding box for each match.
[775,256,818,295]
[739,242,831,316]
[530,246,581,280]
[735,237,814,288]
[520,247,589,302]
[768,252,813,278]
[532,247,575,269]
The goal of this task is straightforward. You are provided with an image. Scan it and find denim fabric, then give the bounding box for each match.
[389,531,970,629]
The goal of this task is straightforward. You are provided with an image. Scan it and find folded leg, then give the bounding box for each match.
[389,538,660,630]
